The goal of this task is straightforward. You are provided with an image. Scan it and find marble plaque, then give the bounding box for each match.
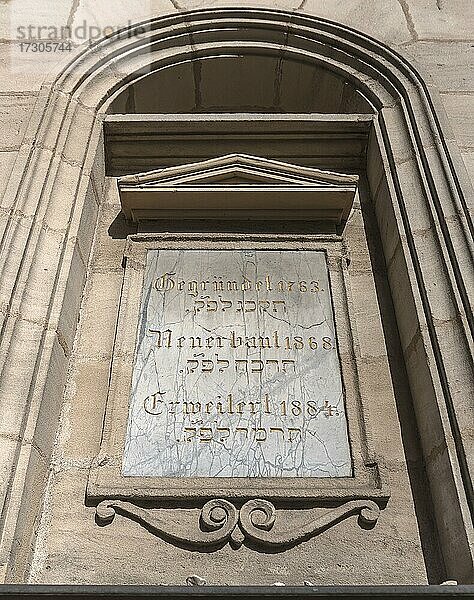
[122,250,352,478]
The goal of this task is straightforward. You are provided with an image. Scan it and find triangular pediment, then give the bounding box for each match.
[118,154,359,188]
[118,154,358,225]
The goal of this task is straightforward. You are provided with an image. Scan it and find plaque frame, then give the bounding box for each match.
[86,233,390,505]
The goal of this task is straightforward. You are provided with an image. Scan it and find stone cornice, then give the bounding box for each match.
[117,154,358,223]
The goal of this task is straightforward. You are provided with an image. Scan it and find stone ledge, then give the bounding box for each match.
[0,585,472,599]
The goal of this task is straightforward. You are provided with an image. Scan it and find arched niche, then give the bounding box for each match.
[0,9,472,583]
[108,54,374,114]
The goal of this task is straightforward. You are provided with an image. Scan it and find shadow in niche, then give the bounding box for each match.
[358,176,446,583]
[107,210,137,239]
[107,215,338,237]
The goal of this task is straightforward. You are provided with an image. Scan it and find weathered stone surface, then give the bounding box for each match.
[0,44,69,93]
[0,0,73,40]
[112,62,197,114]
[295,0,412,45]
[78,270,124,361]
[461,150,474,186]
[61,359,112,460]
[0,151,17,206]
[199,56,279,112]
[404,0,474,41]
[0,95,38,151]
[438,93,474,149]
[31,465,428,586]
[403,41,474,93]
[123,249,352,478]
[70,0,176,35]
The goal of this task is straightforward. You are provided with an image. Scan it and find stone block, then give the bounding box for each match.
[421,144,472,227]
[0,436,20,518]
[0,318,46,436]
[367,126,387,201]
[0,0,73,41]
[460,150,474,190]
[0,43,55,93]
[380,105,418,166]
[42,159,83,232]
[386,242,422,354]
[432,320,474,393]
[404,0,474,41]
[69,0,173,41]
[439,93,474,149]
[60,359,111,460]
[29,333,69,459]
[0,211,10,259]
[57,242,87,354]
[119,61,197,114]
[348,273,388,359]
[404,41,474,93]
[14,227,66,324]
[412,228,465,323]
[76,270,123,360]
[344,207,370,273]
[90,131,106,202]
[346,195,389,277]
[356,356,404,453]
[0,94,38,151]
[403,331,442,429]
[6,442,50,583]
[372,177,405,268]
[279,60,346,113]
[392,158,436,234]
[27,466,90,583]
[75,181,99,268]
[90,202,131,273]
[433,142,474,211]
[2,146,54,224]
[61,102,97,165]
[200,55,279,112]
[0,151,18,209]
[35,92,70,153]
[296,0,412,45]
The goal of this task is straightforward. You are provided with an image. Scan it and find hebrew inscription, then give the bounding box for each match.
[122,250,352,477]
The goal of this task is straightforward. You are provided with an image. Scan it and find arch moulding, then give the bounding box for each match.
[0,9,472,582]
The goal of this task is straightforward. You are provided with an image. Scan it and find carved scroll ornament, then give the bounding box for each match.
[96,498,380,550]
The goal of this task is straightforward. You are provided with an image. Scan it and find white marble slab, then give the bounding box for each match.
[122,250,352,477]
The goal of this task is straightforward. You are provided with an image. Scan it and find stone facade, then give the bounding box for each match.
[0,0,472,590]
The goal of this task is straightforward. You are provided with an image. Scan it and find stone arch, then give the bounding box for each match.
[107,54,374,114]
[0,9,472,582]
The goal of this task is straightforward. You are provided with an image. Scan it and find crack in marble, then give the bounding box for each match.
[122,250,352,479]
